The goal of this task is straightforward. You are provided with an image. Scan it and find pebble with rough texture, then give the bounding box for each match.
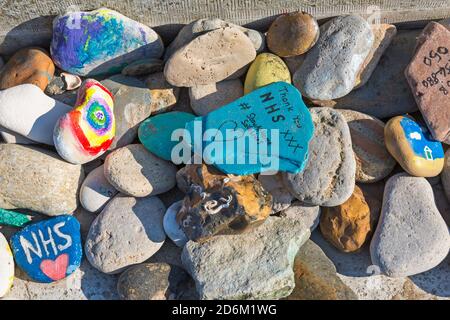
[281,202,321,232]
[145,72,180,114]
[0,232,14,298]
[442,149,450,201]
[258,173,294,213]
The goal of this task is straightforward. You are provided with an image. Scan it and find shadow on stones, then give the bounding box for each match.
[79,258,121,300]
[409,257,450,298]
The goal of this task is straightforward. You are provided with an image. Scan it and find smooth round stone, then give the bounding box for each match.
[338,109,395,183]
[164,27,256,87]
[244,53,291,94]
[0,144,84,215]
[294,15,374,100]
[163,201,188,247]
[50,8,164,76]
[258,173,294,213]
[189,79,243,116]
[10,215,82,283]
[0,84,71,145]
[121,58,164,76]
[138,112,195,161]
[85,195,166,274]
[117,262,190,300]
[385,116,444,177]
[104,144,177,197]
[80,165,118,213]
[320,185,372,253]
[267,12,319,57]
[101,75,152,150]
[0,47,54,91]
[0,232,14,298]
[442,149,450,201]
[61,72,82,91]
[283,107,356,206]
[164,18,265,60]
[145,72,180,114]
[370,173,450,277]
[54,79,115,164]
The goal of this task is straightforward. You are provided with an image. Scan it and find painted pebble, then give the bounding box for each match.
[164,27,256,87]
[266,11,319,57]
[294,15,374,100]
[0,47,55,91]
[163,201,188,247]
[80,165,118,213]
[385,116,444,177]
[138,111,195,161]
[244,53,291,94]
[184,82,314,175]
[0,84,72,145]
[338,109,396,183]
[10,215,82,283]
[0,232,14,298]
[54,79,115,164]
[50,8,164,76]
[283,107,356,207]
[104,144,177,197]
[405,22,450,144]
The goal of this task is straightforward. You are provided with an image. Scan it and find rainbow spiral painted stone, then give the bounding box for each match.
[54,79,115,164]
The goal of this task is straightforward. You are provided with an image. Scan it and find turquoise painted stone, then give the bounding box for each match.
[185,82,314,175]
[50,8,164,76]
[10,215,82,283]
[139,112,195,161]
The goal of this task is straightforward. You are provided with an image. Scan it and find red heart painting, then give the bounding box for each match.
[40,254,69,281]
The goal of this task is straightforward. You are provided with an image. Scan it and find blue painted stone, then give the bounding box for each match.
[185,82,314,175]
[50,8,164,76]
[10,215,82,283]
[138,111,196,161]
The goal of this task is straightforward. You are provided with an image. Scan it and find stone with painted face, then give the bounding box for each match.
[10,215,82,283]
[176,163,272,241]
[385,116,444,177]
[0,232,14,298]
[54,79,115,164]
[50,8,164,76]
[184,82,314,175]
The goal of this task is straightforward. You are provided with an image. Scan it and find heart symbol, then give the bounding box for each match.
[40,254,69,281]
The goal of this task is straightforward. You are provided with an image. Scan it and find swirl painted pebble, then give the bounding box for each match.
[54,79,115,164]
[10,215,82,283]
[50,8,164,76]
[0,232,14,298]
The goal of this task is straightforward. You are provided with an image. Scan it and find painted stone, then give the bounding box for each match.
[0,47,55,91]
[10,215,82,283]
[138,112,195,161]
[189,80,244,116]
[0,84,72,145]
[163,201,188,247]
[101,75,152,150]
[0,232,14,298]
[294,15,374,100]
[79,165,118,213]
[104,144,177,197]
[385,116,444,177]
[338,109,396,183]
[244,53,291,94]
[54,79,115,164]
[176,163,272,241]
[121,58,164,76]
[50,8,164,76]
[405,22,450,144]
[164,27,256,87]
[184,82,314,175]
[0,208,31,227]
[266,11,319,57]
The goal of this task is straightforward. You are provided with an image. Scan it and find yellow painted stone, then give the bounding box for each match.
[385,116,445,177]
[244,53,291,94]
[0,232,14,298]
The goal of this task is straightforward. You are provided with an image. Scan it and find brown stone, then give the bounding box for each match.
[145,72,180,115]
[338,109,395,183]
[405,22,450,144]
[0,47,54,91]
[176,163,272,241]
[267,12,319,58]
[320,185,373,253]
